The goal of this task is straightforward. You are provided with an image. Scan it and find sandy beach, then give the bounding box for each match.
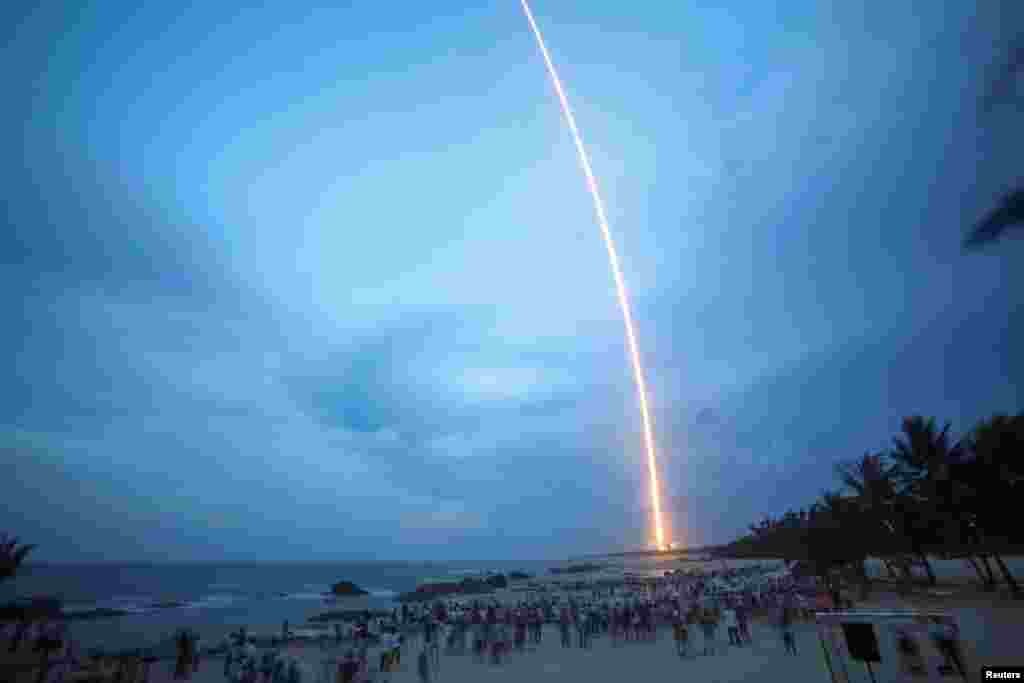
[147,618,827,683]
[7,554,1023,682]
[139,581,1024,683]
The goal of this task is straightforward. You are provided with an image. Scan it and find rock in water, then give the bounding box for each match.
[330,581,369,596]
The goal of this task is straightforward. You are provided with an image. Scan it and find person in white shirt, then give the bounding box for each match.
[723,606,740,646]
[429,624,440,669]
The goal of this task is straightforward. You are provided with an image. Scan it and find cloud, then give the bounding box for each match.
[694,407,719,427]
[4,0,1022,561]
[399,498,487,532]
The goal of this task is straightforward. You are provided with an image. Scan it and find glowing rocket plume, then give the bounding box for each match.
[519,0,669,550]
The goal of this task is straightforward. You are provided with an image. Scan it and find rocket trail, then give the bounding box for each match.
[519,0,670,550]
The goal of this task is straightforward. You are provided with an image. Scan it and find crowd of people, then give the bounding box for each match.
[0,565,827,682]
[345,566,823,682]
[205,566,828,683]
[220,627,319,683]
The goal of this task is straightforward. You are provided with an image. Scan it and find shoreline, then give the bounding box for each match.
[6,554,1023,655]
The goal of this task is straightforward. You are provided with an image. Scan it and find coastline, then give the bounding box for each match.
[7,553,1023,655]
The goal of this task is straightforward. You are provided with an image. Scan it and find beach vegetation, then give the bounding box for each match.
[723,412,1024,598]
[0,535,35,584]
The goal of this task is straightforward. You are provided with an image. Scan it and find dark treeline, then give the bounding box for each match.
[722,414,1024,599]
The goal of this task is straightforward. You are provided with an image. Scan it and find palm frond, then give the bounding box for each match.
[964,188,1024,248]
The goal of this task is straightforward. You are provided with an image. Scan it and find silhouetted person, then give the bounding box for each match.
[929,619,966,678]
[173,630,189,679]
[9,618,29,653]
[185,630,200,674]
[559,607,571,648]
[780,606,797,655]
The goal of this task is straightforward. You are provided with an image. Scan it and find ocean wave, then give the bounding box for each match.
[109,594,156,605]
[445,569,484,576]
[104,596,161,614]
[282,592,328,601]
[369,589,397,598]
[183,594,237,610]
[62,600,154,616]
[62,603,108,615]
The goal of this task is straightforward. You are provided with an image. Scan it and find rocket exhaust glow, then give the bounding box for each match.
[519,0,670,550]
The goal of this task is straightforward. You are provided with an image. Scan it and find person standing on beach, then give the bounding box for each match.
[422,615,433,660]
[191,634,202,675]
[379,646,392,683]
[384,630,399,670]
[173,629,190,680]
[699,608,715,656]
[222,636,235,681]
[780,606,797,655]
[485,606,496,651]
[514,610,526,653]
[430,623,440,670]
[574,606,586,649]
[417,647,431,683]
[559,607,571,648]
[672,612,685,657]
[490,624,502,666]
[678,615,691,658]
[473,620,485,663]
[339,651,358,683]
[723,605,740,646]
[736,602,750,644]
[357,645,368,683]
[928,618,965,677]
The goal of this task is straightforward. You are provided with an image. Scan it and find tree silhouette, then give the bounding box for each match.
[964,188,1024,248]
[967,39,1023,249]
[958,414,1024,595]
[0,535,35,584]
[888,417,968,585]
[836,453,910,581]
[725,411,1024,598]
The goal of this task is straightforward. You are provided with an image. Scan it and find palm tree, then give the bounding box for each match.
[836,452,908,581]
[0,534,35,583]
[813,490,873,599]
[960,414,1024,596]
[888,417,967,585]
[968,40,1023,249]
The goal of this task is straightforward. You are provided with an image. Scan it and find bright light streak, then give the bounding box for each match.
[519,0,670,550]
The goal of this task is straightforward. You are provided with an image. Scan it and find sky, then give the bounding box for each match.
[3,1,1022,562]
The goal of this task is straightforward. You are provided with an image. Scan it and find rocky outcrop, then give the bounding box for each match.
[549,563,605,575]
[308,609,391,623]
[330,581,369,596]
[396,574,507,602]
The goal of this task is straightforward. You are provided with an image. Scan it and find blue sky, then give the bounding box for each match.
[3,1,1022,561]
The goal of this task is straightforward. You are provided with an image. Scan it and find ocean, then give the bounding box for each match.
[0,560,555,651]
